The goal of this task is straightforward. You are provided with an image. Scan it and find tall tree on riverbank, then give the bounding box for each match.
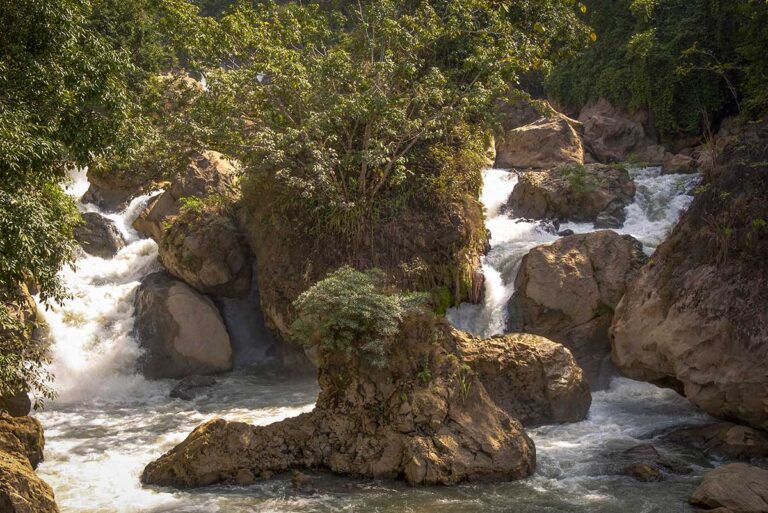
[0,0,133,401]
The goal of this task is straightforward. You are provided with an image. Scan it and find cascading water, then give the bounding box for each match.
[36,167,712,512]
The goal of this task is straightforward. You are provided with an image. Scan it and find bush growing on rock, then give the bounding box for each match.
[291,267,428,369]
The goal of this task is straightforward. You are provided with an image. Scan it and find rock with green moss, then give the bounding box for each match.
[504,164,635,225]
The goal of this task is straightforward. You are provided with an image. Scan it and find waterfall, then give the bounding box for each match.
[447,166,701,337]
[40,172,164,403]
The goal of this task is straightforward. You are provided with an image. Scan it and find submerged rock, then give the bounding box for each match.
[690,463,768,513]
[623,463,663,482]
[170,376,217,401]
[134,272,233,379]
[508,231,647,388]
[505,164,635,225]
[495,115,584,169]
[158,210,252,298]
[0,414,58,513]
[610,120,768,430]
[74,212,126,258]
[141,317,593,488]
[666,422,768,461]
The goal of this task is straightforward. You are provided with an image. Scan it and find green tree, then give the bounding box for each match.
[547,0,768,137]
[0,0,133,400]
[203,0,587,248]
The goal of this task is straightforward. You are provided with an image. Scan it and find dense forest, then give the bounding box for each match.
[1,1,767,511]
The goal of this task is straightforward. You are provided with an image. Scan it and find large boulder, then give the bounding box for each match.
[690,463,768,513]
[133,272,233,379]
[666,422,768,461]
[495,115,584,169]
[158,210,252,298]
[505,164,636,225]
[610,121,768,430]
[496,97,557,131]
[73,212,126,258]
[0,414,58,513]
[456,332,591,425]
[133,150,238,241]
[142,317,538,487]
[508,231,648,388]
[578,98,661,163]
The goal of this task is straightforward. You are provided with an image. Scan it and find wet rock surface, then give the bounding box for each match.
[74,212,126,258]
[508,231,647,387]
[666,422,768,461]
[170,376,217,401]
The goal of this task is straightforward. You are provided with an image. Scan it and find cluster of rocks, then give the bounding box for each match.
[493,97,706,232]
[496,97,700,175]
[141,317,591,487]
[507,230,647,388]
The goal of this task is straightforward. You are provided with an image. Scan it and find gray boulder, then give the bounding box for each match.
[74,212,126,258]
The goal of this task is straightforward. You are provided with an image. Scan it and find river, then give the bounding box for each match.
[36,167,711,512]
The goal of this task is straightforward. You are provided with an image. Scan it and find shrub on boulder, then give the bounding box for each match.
[142,268,590,488]
[505,164,635,226]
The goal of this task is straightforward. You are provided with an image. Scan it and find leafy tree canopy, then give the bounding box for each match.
[0,0,139,401]
[201,0,588,245]
[546,0,768,137]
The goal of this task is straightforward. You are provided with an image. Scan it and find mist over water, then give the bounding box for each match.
[36,168,710,512]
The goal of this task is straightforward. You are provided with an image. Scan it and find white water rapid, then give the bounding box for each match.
[35,167,713,512]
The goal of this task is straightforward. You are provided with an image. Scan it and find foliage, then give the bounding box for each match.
[0,0,135,398]
[559,164,597,195]
[202,0,588,247]
[0,288,53,408]
[87,1,224,185]
[546,0,768,138]
[291,266,428,368]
